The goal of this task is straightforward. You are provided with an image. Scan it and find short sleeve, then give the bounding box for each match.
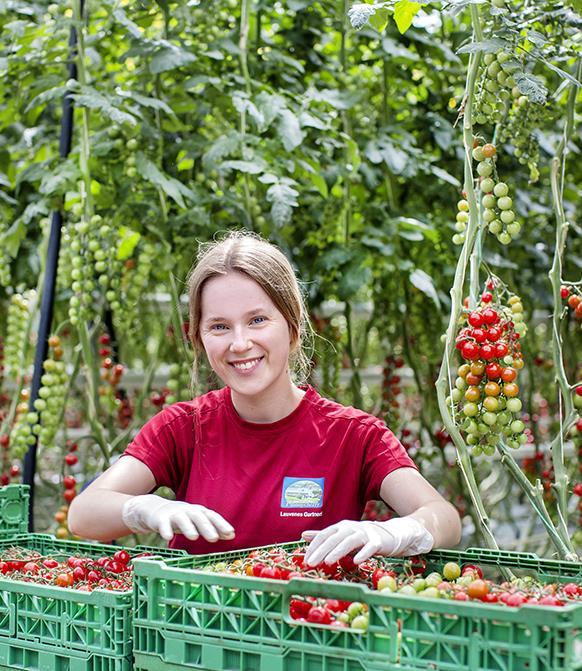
[360,422,417,503]
[122,405,195,493]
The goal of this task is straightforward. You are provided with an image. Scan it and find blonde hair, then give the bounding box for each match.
[187,231,313,383]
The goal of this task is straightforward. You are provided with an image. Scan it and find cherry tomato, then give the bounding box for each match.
[113,550,130,565]
[306,606,332,625]
[467,579,489,600]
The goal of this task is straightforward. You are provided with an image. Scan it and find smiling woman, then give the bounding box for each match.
[68,231,461,561]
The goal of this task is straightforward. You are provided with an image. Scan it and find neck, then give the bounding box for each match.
[231,383,306,423]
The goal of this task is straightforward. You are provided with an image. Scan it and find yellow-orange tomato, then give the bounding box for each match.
[56,572,74,587]
[20,389,30,401]
[467,579,490,600]
[466,373,482,386]
[55,527,69,540]
[503,382,520,397]
[53,346,64,359]
[513,358,524,370]
[464,386,481,403]
[54,511,67,524]
[245,565,254,576]
[470,361,485,376]
[48,335,61,348]
[484,381,501,396]
[482,143,496,158]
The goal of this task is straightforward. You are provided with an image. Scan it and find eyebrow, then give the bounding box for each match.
[203,308,271,324]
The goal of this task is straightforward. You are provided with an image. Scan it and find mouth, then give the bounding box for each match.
[229,356,264,372]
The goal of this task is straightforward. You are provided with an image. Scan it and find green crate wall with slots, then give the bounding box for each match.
[132,543,582,671]
[0,532,185,671]
[0,484,29,537]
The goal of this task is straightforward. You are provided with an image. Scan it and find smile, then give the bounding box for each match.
[230,357,263,371]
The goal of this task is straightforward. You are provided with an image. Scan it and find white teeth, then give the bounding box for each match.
[232,358,260,370]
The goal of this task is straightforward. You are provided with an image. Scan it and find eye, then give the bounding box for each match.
[211,323,228,331]
[251,316,266,325]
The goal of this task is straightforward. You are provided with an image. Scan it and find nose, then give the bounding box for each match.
[229,326,252,353]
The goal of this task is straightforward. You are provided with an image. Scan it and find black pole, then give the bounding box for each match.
[22,15,80,531]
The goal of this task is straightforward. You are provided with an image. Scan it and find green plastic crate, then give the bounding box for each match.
[132,543,582,671]
[0,532,185,671]
[0,484,29,538]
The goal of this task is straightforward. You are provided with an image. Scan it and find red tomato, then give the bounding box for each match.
[63,476,76,489]
[339,555,357,572]
[113,550,130,565]
[289,599,311,619]
[306,606,332,625]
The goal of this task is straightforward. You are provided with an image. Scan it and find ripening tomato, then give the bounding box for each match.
[501,367,516,383]
[467,579,489,600]
[484,381,500,397]
[470,361,485,376]
[503,382,519,398]
[56,572,74,587]
[465,373,482,386]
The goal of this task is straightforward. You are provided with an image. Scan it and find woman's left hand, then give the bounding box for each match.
[302,517,434,566]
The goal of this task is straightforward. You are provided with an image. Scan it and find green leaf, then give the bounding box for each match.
[117,227,141,261]
[202,133,241,170]
[430,165,461,188]
[150,45,196,74]
[369,8,389,33]
[409,268,440,307]
[220,159,266,175]
[348,4,379,30]
[117,89,175,116]
[266,181,299,227]
[277,109,304,152]
[393,1,424,34]
[345,138,362,172]
[457,38,507,55]
[113,8,145,40]
[73,86,138,126]
[514,73,548,104]
[381,37,419,60]
[39,161,79,196]
[0,219,26,258]
[24,84,69,113]
[232,93,265,129]
[256,92,286,129]
[136,153,195,208]
[539,59,581,88]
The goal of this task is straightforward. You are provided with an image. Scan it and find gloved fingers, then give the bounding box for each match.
[352,525,388,563]
[203,508,235,540]
[304,526,358,566]
[184,508,221,542]
[302,524,343,565]
[170,511,201,541]
[156,514,177,541]
[317,534,370,566]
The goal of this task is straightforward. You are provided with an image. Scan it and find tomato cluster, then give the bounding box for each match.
[473,51,519,127]
[560,286,582,323]
[0,546,138,591]
[204,547,582,627]
[165,362,192,406]
[4,292,35,381]
[380,355,404,426]
[450,284,528,454]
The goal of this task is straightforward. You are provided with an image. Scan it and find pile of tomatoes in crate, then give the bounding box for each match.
[202,547,582,630]
[0,546,143,591]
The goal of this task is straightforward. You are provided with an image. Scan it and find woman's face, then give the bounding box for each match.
[199,272,294,401]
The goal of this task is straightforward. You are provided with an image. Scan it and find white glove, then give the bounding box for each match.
[302,517,434,566]
[121,494,235,542]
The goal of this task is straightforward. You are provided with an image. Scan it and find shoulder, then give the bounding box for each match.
[304,386,389,434]
[148,388,227,432]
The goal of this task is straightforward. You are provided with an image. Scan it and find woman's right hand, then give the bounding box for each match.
[122,495,235,542]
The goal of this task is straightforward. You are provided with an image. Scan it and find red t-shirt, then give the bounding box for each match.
[123,385,416,554]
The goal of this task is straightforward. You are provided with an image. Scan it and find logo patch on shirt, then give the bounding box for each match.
[281,477,324,508]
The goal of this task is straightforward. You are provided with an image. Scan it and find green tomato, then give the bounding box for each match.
[510,420,525,434]
[351,615,369,631]
[463,402,479,417]
[443,562,461,581]
[507,222,521,237]
[482,194,496,209]
[480,178,495,193]
[412,578,426,592]
[500,209,515,224]
[497,232,512,245]
[347,602,363,618]
[497,196,513,210]
[398,585,417,596]
[425,572,442,587]
[377,575,397,592]
[419,587,440,599]
[477,161,493,177]
[482,411,497,426]
[488,220,503,235]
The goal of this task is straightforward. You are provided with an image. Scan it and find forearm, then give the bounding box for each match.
[406,499,462,549]
[68,489,135,542]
